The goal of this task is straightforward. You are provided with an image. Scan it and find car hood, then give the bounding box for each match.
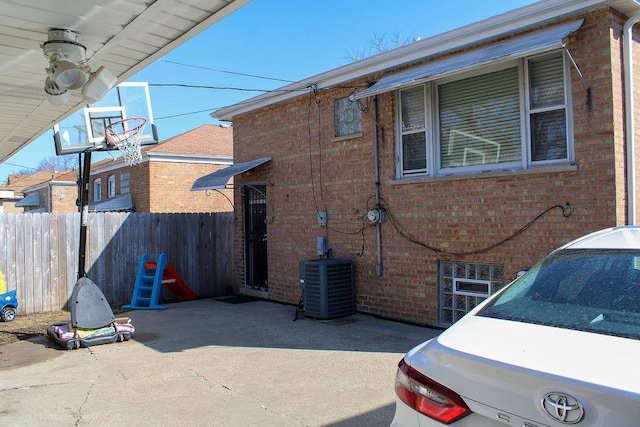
[406,315,640,425]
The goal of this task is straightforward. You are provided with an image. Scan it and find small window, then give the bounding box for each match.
[439,261,505,325]
[120,172,130,194]
[400,85,428,174]
[454,278,491,297]
[93,179,102,202]
[108,175,116,198]
[334,97,362,137]
[527,52,568,162]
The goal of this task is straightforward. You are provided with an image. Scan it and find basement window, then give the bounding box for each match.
[439,261,505,325]
[454,278,490,297]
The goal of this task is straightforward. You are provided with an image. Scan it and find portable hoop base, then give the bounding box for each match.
[105,117,146,166]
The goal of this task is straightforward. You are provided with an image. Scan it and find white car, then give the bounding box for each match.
[392,226,640,426]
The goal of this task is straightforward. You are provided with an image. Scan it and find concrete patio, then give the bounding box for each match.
[0,298,441,426]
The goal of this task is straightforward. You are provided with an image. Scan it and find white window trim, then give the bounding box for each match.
[524,52,574,167]
[395,85,431,178]
[395,51,573,180]
[93,179,102,202]
[453,278,491,297]
[108,175,116,198]
[120,172,130,194]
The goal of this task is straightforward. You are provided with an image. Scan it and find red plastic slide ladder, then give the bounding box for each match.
[160,262,197,302]
[123,254,197,310]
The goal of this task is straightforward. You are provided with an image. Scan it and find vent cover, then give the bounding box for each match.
[299,258,353,319]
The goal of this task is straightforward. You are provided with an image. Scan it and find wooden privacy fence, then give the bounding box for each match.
[0,212,234,315]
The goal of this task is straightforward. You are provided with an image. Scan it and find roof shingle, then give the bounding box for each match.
[147,124,233,156]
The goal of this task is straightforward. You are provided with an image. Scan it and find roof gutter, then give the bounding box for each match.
[624,13,640,225]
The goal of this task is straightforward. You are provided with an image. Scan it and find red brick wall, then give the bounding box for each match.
[50,185,78,213]
[90,161,233,213]
[231,9,635,326]
[2,202,18,213]
[147,162,233,213]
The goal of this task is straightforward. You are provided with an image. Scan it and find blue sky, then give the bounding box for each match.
[0,0,538,183]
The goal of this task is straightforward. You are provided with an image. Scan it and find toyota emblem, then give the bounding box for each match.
[541,392,585,424]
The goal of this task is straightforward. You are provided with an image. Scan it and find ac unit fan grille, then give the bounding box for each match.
[301,259,353,319]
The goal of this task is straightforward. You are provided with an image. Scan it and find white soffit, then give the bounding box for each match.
[0,0,251,163]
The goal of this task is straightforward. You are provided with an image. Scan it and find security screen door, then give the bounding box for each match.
[244,185,268,291]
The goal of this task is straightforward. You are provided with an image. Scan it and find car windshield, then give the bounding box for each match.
[479,249,640,340]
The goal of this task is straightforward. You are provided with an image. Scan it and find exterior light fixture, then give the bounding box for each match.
[41,29,117,105]
[82,66,118,104]
[44,76,71,105]
[50,60,88,89]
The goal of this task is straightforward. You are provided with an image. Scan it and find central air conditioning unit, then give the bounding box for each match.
[299,258,353,319]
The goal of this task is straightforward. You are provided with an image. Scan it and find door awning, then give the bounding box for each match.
[351,19,583,100]
[191,157,272,191]
[15,192,40,207]
[89,193,134,212]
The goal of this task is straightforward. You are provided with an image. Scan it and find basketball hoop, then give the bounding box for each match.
[105,117,146,166]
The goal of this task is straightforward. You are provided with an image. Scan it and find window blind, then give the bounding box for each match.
[439,67,521,169]
[400,86,427,173]
[529,52,567,161]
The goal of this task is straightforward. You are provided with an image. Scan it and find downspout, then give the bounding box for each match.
[624,13,640,225]
[374,95,383,277]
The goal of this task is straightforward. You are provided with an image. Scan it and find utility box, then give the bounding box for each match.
[299,258,353,319]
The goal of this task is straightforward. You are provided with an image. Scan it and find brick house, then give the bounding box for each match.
[0,170,77,213]
[212,0,640,327]
[90,124,233,213]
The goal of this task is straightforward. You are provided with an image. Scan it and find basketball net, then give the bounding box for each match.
[105,117,146,166]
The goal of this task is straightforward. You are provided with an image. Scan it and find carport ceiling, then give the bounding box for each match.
[0,0,250,163]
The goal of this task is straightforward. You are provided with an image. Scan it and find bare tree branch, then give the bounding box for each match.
[347,31,417,61]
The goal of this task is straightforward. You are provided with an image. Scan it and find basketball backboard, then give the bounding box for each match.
[54,82,158,155]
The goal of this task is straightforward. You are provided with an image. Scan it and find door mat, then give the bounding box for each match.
[217,295,263,304]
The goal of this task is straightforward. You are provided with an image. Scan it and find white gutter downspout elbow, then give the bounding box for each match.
[624,13,640,225]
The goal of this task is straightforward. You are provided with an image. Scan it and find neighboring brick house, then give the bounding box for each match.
[213,0,640,327]
[0,170,77,213]
[89,124,233,213]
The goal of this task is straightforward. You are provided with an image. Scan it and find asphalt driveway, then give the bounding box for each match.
[0,298,440,426]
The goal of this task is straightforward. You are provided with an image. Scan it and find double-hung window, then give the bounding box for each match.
[120,172,130,194]
[108,175,116,198]
[400,85,429,175]
[93,179,102,202]
[397,51,570,178]
[527,51,568,162]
